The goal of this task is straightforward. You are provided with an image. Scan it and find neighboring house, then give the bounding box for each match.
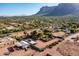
[0,37,16,48]
[9,31,28,39]
[64,28,70,34]
[10,23,19,27]
[5,26,15,30]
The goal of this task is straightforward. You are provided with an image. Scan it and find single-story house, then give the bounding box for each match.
[15,41,30,50]
[5,26,15,30]
[9,31,28,39]
[15,38,36,50]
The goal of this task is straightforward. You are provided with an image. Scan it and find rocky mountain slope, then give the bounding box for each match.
[35,3,79,16]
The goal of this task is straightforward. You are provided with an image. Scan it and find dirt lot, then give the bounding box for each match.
[1,32,79,56]
[57,40,79,56]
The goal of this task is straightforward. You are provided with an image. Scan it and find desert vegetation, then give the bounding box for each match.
[0,16,79,43]
[0,16,79,56]
[0,16,79,35]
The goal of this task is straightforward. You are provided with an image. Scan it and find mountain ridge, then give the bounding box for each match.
[35,3,79,16]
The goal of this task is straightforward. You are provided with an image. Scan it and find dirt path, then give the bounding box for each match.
[65,32,79,40]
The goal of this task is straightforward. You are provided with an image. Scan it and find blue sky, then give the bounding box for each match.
[0,3,59,16]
